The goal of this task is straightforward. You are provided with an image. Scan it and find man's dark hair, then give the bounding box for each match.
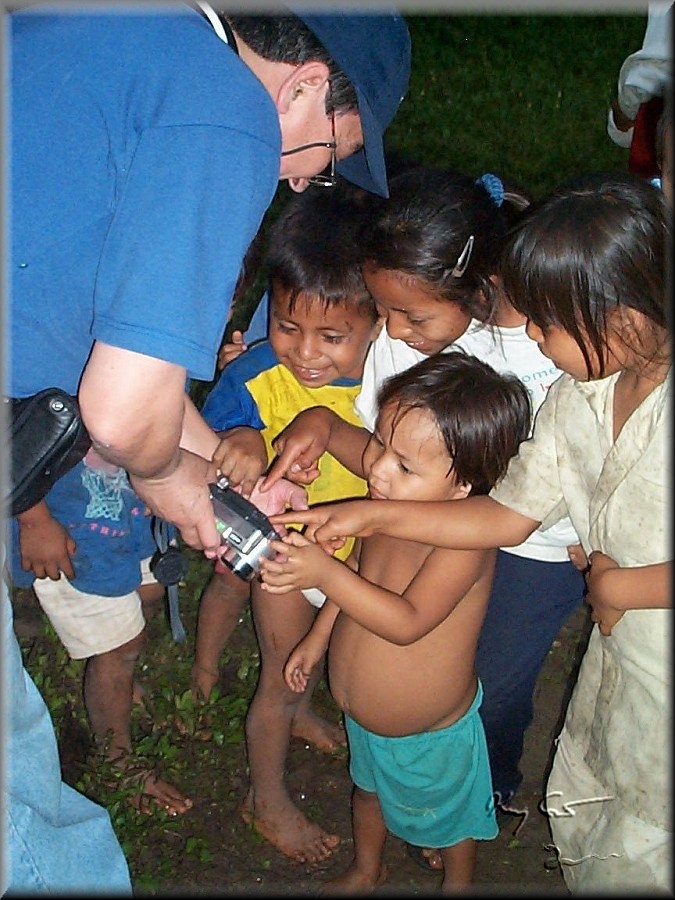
[225,15,357,114]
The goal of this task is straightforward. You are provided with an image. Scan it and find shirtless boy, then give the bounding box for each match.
[260,351,531,891]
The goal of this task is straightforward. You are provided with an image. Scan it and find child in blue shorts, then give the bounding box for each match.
[260,351,532,890]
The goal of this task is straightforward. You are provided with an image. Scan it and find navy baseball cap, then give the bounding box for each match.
[291,8,411,198]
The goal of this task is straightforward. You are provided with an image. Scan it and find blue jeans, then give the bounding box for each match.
[2,579,131,894]
[475,550,585,804]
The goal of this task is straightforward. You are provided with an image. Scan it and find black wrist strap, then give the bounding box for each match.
[151,517,187,644]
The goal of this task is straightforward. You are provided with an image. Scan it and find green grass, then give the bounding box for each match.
[388,14,646,197]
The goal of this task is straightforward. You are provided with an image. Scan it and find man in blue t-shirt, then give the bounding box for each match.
[6,3,410,892]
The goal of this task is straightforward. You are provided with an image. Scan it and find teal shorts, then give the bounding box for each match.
[345,682,499,849]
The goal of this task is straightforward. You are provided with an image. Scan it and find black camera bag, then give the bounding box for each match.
[5,388,91,516]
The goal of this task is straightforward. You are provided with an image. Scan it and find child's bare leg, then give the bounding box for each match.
[84,623,192,816]
[324,786,388,894]
[191,567,249,700]
[86,583,191,815]
[439,838,476,892]
[132,583,165,706]
[242,582,339,864]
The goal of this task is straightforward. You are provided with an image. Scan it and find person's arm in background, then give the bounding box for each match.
[79,343,221,554]
[584,553,671,635]
[608,1,672,147]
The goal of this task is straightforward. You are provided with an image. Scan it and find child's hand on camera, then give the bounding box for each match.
[259,531,330,594]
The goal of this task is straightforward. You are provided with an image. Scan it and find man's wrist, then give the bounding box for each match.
[130,447,182,484]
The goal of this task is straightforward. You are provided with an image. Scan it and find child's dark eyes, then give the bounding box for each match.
[276,321,296,335]
[275,322,345,344]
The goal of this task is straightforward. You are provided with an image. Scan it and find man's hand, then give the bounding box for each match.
[131,448,221,554]
[248,478,308,518]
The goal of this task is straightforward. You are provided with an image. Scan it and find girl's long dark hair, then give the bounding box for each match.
[501,171,669,377]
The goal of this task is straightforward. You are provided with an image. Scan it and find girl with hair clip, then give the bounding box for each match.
[262,165,586,866]
[268,171,671,892]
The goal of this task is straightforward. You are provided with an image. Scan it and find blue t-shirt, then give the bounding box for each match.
[7,458,162,596]
[9,4,280,396]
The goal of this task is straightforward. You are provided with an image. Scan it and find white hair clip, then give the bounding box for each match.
[451,235,474,278]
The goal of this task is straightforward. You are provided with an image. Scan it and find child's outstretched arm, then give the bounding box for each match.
[585,552,672,635]
[269,495,539,553]
[284,600,340,693]
[261,407,371,491]
[16,500,76,581]
[261,530,496,645]
[180,392,220,461]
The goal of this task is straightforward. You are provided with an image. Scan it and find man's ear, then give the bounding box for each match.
[276,60,330,114]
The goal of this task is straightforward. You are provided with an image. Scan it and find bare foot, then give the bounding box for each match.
[240,792,340,865]
[291,711,347,754]
[422,848,443,870]
[322,864,388,895]
[117,761,193,817]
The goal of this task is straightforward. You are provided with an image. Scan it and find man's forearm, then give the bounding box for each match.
[181,393,219,461]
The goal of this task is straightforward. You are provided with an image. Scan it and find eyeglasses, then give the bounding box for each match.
[280,106,337,188]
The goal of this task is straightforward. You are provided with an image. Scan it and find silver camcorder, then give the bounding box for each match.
[209,479,278,581]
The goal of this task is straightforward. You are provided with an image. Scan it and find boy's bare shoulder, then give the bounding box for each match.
[400,544,495,617]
